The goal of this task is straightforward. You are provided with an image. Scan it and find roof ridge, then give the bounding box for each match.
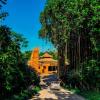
[41,52,52,58]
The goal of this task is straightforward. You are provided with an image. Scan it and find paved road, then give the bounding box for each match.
[30,74,85,100]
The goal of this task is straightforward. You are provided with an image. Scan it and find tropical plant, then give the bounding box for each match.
[0,26,40,99]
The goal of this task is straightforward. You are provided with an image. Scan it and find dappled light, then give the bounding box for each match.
[0,0,99,100]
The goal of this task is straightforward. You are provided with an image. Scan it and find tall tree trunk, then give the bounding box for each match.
[58,45,66,78]
[78,35,81,71]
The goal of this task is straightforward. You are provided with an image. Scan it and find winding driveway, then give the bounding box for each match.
[30,74,85,100]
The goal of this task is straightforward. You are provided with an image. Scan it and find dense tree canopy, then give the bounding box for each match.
[0,1,40,99]
[39,0,100,91]
[0,26,40,99]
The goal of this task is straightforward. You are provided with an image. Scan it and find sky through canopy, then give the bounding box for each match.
[2,0,55,52]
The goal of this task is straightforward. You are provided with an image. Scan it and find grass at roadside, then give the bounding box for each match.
[9,86,41,100]
[77,91,100,100]
[62,85,100,100]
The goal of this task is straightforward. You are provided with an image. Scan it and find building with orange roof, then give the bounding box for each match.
[28,48,58,75]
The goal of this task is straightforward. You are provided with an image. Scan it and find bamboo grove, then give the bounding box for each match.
[39,0,100,91]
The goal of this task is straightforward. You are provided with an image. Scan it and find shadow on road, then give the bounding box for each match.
[31,74,85,100]
[43,74,58,84]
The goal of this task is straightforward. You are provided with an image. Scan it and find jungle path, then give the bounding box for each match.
[30,74,85,100]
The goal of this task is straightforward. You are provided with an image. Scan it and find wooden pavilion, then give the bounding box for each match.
[28,48,58,75]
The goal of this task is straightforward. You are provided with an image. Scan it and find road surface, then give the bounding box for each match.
[30,74,85,100]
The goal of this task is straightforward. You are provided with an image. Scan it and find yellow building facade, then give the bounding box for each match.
[28,48,58,75]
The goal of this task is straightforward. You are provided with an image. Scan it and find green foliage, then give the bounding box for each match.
[39,0,69,47]
[39,52,44,56]
[63,59,100,91]
[47,50,58,60]
[10,86,41,100]
[32,86,41,94]
[63,86,100,100]
[22,50,32,62]
[0,1,40,99]
[40,0,100,91]
[0,26,40,99]
[80,59,100,91]
[78,91,100,100]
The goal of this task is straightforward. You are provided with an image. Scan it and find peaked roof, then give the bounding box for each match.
[41,52,53,58]
[39,58,57,62]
